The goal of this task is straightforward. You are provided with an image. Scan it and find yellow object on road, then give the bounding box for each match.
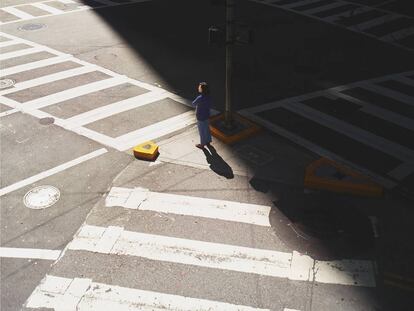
[133,141,159,161]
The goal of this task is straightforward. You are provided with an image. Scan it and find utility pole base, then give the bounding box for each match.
[209,113,261,144]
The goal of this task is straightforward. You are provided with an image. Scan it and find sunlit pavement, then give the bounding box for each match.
[1,0,413,310]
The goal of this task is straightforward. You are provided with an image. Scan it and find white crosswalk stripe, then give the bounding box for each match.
[301,2,344,15]
[23,190,377,310]
[0,55,72,76]
[323,6,373,23]
[381,26,414,42]
[0,65,98,95]
[23,185,378,311]
[0,247,62,260]
[2,7,35,20]
[239,70,414,189]
[0,46,43,61]
[67,223,376,286]
[0,39,26,48]
[252,0,414,51]
[106,187,272,226]
[0,0,152,25]
[31,3,65,14]
[0,31,201,151]
[64,91,169,128]
[348,14,400,32]
[19,76,129,111]
[26,275,271,311]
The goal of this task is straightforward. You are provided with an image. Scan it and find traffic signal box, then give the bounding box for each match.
[304,158,383,197]
[133,141,159,161]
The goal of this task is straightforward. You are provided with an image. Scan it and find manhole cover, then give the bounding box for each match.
[39,117,55,125]
[0,79,15,89]
[18,23,46,31]
[24,186,60,209]
[94,53,117,62]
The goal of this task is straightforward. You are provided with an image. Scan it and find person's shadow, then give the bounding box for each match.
[202,145,234,179]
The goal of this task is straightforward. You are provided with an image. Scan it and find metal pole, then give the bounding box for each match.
[225,0,234,128]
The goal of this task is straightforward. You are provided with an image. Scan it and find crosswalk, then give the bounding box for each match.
[0,31,198,151]
[252,0,414,51]
[23,187,377,310]
[239,70,414,191]
[0,0,151,25]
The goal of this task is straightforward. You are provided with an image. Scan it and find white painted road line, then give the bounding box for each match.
[281,0,321,10]
[0,46,43,61]
[32,3,65,14]
[1,7,34,19]
[287,101,414,162]
[115,110,196,151]
[0,108,19,118]
[348,15,400,32]
[0,39,25,48]
[361,82,414,106]
[106,187,272,226]
[69,225,292,279]
[239,110,397,189]
[323,7,374,23]
[332,90,414,131]
[0,95,21,109]
[63,125,119,149]
[20,76,127,111]
[0,247,61,260]
[69,224,376,287]
[0,55,72,76]
[0,148,107,197]
[26,275,270,311]
[388,162,414,180]
[381,26,414,42]
[58,0,76,4]
[64,90,168,128]
[302,1,344,15]
[0,65,97,96]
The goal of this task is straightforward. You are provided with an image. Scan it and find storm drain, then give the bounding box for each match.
[39,117,55,125]
[24,185,60,209]
[18,23,46,31]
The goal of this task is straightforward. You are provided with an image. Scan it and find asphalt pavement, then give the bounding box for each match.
[1,0,413,310]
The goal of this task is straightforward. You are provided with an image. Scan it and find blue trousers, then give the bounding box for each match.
[197,119,212,145]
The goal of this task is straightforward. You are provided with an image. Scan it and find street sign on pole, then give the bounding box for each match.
[208,26,224,47]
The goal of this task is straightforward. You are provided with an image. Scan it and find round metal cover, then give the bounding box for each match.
[0,79,15,89]
[24,186,60,209]
[39,117,55,125]
[19,23,46,31]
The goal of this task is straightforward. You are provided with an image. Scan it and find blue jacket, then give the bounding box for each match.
[192,95,211,121]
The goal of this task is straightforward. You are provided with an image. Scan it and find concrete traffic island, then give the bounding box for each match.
[209,113,261,144]
[304,158,383,197]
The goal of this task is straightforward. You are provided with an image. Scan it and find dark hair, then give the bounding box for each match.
[199,82,210,95]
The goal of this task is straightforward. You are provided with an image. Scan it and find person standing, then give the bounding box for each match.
[192,82,212,149]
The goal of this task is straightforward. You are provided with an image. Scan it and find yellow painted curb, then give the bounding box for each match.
[133,141,159,161]
[209,113,261,144]
[304,158,383,197]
